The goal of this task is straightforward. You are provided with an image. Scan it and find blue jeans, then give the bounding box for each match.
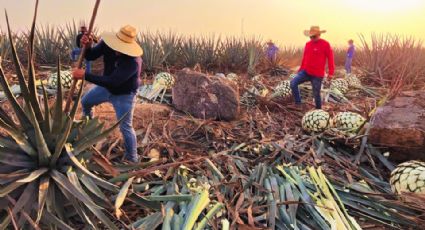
[345,57,353,74]
[71,48,92,73]
[81,86,138,162]
[290,70,323,109]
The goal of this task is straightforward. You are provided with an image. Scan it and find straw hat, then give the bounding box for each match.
[101,25,143,57]
[303,26,326,37]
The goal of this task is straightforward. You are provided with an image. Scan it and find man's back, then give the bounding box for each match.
[85,40,118,75]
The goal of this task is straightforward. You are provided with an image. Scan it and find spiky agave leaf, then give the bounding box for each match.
[0,2,122,229]
[138,32,167,74]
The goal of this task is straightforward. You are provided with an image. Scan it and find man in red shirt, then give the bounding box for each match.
[290,26,334,109]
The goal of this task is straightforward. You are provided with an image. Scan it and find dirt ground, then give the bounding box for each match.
[0,64,376,163]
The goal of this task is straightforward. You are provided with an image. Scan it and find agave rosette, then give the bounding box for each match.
[0,2,121,229]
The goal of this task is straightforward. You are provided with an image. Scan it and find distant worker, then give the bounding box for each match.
[71,25,92,73]
[290,26,334,109]
[265,40,279,62]
[345,39,355,74]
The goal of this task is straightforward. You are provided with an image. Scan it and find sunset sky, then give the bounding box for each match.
[1,0,424,47]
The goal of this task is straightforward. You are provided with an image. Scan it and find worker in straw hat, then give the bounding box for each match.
[290,26,334,109]
[72,25,143,163]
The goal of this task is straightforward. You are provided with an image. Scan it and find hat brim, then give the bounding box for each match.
[101,32,143,57]
[304,30,327,37]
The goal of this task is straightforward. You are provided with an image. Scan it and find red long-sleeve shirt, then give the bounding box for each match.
[298,38,335,78]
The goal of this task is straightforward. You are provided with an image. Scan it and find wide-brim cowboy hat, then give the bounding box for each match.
[303,26,326,37]
[101,25,143,57]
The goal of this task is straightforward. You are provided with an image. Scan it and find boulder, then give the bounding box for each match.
[369,91,425,161]
[172,69,240,120]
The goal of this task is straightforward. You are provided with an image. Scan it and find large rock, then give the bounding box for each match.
[172,69,240,120]
[369,91,425,161]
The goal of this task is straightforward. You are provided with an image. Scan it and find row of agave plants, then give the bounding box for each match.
[2,20,425,92]
[0,21,354,76]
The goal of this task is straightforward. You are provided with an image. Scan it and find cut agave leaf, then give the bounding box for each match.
[194,202,224,230]
[182,190,210,230]
[115,176,135,218]
[131,212,163,230]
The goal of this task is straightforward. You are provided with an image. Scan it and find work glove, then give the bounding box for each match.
[72,68,85,80]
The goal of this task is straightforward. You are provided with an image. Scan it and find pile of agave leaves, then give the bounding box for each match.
[1,1,425,230]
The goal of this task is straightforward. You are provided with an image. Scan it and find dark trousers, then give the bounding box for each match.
[290,70,323,109]
[345,57,353,74]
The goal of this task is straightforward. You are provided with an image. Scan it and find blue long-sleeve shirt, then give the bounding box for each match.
[266,44,279,59]
[84,41,141,95]
[347,45,355,58]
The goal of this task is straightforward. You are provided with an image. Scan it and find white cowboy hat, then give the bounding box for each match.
[101,25,143,57]
[304,26,327,37]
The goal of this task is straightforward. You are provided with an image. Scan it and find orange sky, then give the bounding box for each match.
[1,0,425,47]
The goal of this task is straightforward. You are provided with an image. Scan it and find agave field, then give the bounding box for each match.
[2,1,425,230]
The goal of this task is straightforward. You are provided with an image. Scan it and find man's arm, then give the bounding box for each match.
[84,58,137,88]
[327,43,335,77]
[84,41,105,61]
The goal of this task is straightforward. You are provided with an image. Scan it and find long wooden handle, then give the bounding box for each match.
[64,0,101,113]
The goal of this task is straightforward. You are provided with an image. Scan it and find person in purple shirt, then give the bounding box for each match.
[345,39,355,74]
[266,40,279,62]
[72,25,143,163]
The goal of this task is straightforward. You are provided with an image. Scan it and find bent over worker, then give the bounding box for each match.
[72,25,143,162]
